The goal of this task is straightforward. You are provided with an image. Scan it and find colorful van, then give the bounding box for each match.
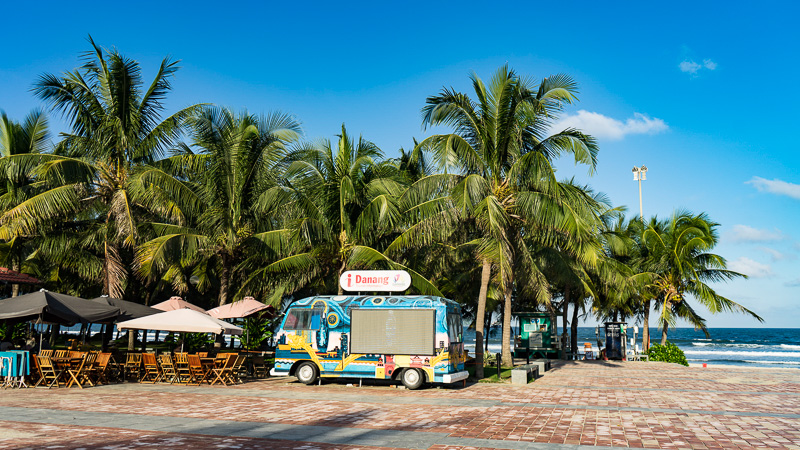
[270,295,468,389]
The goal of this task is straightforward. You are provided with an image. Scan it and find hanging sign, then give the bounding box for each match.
[339,270,412,292]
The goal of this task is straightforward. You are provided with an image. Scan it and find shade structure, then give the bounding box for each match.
[151,296,207,314]
[116,309,243,335]
[90,296,160,321]
[207,297,274,319]
[0,289,120,325]
[0,267,40,285]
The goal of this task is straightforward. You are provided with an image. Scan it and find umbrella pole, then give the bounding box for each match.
[38,316,43,353]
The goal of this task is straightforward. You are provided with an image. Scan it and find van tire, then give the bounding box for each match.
[400,368,424,390]
[296,362,318,385]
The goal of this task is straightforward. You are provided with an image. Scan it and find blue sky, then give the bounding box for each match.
[1,1,798,327]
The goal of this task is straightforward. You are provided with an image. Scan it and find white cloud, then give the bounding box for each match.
[747,176,800,200]
[679,58,717,75]
[727,225,784,243]
[551,111,668,140]
[757,247,795,261]
[679,60,702,74]
[728,257,774,278]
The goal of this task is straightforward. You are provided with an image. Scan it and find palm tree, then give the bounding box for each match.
[0,37,201,299]
[418,65,599,367]
[0,109,50,296]
[640,211,763,344]
[251,125,442,296]
[135,106,302,306]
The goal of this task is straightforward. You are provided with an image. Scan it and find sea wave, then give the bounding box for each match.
[684,350,800,357]
[690,342,762,348]
[780,344,800,350]
[742,360,800,366]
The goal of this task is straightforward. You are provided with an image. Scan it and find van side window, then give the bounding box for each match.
[447,313,462,343]
[284,307,323,330]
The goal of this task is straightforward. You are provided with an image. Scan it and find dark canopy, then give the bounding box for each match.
[0,290,120,325]
[90,296,159,321]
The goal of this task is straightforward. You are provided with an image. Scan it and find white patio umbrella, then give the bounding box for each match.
[116,309,242,351]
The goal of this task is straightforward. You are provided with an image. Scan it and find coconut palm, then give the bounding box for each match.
[250,125,443,297]
[640,211,762,344]
[0,37,201,299]
[417,65,599,367]
[135,106,302,306]
[0,109,50,296]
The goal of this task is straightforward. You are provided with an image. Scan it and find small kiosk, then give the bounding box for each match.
[603,322,628,360]
[514,312,558,359]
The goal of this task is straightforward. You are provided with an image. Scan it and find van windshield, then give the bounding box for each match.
[284,307,323,330]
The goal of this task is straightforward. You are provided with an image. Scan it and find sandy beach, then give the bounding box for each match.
[2,360,799,449]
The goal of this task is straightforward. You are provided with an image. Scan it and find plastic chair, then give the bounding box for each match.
[583,343,595,360]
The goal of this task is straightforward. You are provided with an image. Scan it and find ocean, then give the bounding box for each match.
[464,327,800,369]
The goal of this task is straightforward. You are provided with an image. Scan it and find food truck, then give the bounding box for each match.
[270,271,468,389]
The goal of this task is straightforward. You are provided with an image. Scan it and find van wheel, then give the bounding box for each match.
[400,368,424,390]
[296,362,318,385]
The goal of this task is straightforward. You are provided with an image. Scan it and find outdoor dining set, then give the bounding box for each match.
[1,349,271,390]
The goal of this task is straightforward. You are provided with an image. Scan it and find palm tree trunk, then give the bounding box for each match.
[642,299,651,351]
[571,297,580,356]
[11,260,20,298]
[337,258,348,295]
[661,322,669,345]
[474,258,490,378]
[219,257,231,306]
[562,298,569,357]
[500,280,514,367]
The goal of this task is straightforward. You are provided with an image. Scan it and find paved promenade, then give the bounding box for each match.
[2,361,800,449]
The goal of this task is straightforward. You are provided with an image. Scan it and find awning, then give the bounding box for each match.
[0,290,119,325]
[207,297,274,319]
[90,296,161,321]
[151,296,207,314]
[116,309,243,335]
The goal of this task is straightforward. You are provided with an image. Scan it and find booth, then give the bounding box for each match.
[603,322,628,360]
[513,312,559,359]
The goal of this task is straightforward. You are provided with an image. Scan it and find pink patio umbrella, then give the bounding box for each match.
[207,296,274,319]
[151,296,207,314]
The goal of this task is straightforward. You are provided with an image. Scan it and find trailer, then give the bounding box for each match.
[270,295,468,390]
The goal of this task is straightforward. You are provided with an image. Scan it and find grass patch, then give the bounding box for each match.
[466,363,515,383]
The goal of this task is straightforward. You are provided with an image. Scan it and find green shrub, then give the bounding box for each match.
[646,341,689,366]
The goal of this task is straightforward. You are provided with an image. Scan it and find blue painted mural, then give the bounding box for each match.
[271,295,468,385]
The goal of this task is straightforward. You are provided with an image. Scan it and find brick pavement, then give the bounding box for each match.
[1,361,799,449]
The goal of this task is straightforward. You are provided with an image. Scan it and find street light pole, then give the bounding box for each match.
[632,165,648,220]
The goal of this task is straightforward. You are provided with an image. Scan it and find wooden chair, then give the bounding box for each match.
[210,353,238,386]
[230,355,247,384]
[198,352,209,358]
[67,354,94,389]
[37,355,62,388]
[124,353,142,381]
[140,353,161,383]
[31,355,45,387]
[186,355,208,386]
[39,350,53,357]
[159,354,178,384]
[174,353,191,384]
[91,353,112,384]
[251,355,269,378]
[54,350,68,358]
